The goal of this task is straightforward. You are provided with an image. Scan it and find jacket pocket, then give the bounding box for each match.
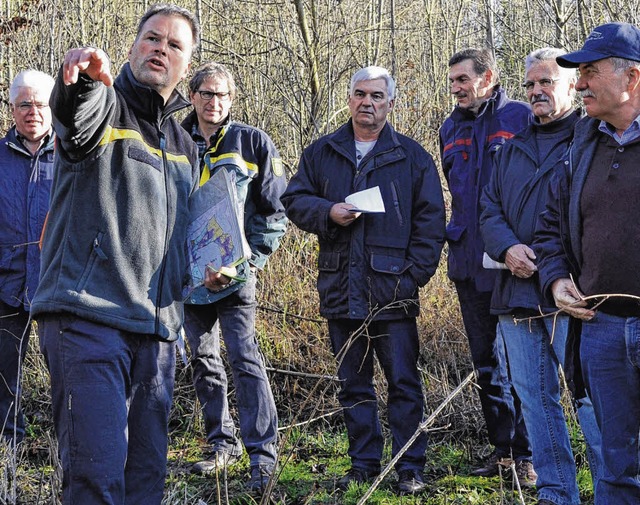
[75,231,108,292]
[128,146,162,171]
[445,223,468,281]
[317,251,346,312]
[368,252,417,311]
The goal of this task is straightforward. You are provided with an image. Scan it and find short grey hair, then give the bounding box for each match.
[136,4,200,54]
[610,56,640,73]
[526,48,576,81]
[9,69,55,104]
[349,66,396,100]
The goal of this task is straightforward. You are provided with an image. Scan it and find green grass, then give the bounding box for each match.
[159,429,594,505]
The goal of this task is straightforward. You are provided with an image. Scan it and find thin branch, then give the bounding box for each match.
[356,371,476,504]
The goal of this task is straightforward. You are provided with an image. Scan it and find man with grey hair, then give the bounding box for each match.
[31,4,200,503]
[0,69,54,445]
[180,62,287,493]
[282,66,445,494]
[533,22,640,504]
[481,47,602,505]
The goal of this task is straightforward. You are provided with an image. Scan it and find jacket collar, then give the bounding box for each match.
[115,63,192,123]
[6,125,55,156]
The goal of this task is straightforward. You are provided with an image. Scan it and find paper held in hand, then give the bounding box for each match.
[482,252,509,270]
[182,169,251,300]
[345,186,386,213]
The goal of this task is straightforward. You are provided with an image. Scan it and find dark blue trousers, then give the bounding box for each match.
[328,318,427,473]
[455,280,531,460]
[39,314,175,505]
[0,300,30,444]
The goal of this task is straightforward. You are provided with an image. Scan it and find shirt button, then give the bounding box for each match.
[618,147,625,152]
[613,163,620,169]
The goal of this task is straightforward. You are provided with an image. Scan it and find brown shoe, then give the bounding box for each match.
[470,452,511,477]
[514,459,537,488]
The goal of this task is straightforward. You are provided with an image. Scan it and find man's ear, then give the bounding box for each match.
[483,68,494,87]
[627,66,640,91]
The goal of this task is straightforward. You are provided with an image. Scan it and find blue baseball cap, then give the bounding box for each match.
[556,22,640,68]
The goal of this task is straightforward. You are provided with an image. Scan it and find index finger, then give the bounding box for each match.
[63,47,113,86]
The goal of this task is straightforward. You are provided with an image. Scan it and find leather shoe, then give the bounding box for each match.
[470,452,510,477]
[397,469,427,494]
[337,467,378,490]
[190,451,240,475]
[248,465,273,494]
[515,459,537,488]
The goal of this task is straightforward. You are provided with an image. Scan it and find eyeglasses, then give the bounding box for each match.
[195,90,231,101]
[16,101,49,112]
[521,78,560,92]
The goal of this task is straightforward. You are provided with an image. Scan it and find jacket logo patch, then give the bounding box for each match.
[272,158,284,177]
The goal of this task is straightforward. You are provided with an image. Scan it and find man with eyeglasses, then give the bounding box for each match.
[480,48,603,505]
[533,23,640,504]
[180,62,287,493]
[439,48,534,482]
[0,69,55,445]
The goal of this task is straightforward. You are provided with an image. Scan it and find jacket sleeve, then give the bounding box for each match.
[532,169,573,297]
[245,133,288,269]
[280,146,336,241]
[50,68,116,162]
[479,151,521,261]
[406,152,446,287]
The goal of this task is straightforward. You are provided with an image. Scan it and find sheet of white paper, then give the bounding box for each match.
[345,186,386,213]
[482,252,509,270]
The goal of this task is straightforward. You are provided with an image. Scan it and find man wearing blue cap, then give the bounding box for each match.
[534,22,640,505]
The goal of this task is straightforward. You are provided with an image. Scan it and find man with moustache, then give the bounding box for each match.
[439,48,534,480]
[181,62,287,492]
[30,5,200,503]
[282,66,445,494]
[0,69,55,445]
[481,48,602,505]
[534,22,640,504]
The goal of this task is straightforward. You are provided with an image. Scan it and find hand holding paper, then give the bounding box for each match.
[345,186,386,213]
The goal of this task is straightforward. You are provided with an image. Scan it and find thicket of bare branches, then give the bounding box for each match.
[0,1,638,502]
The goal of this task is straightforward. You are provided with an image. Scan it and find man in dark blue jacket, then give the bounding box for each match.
[282,66,445,494]
[439,47,534,480]
[31,5,200,504]
[480,48,602,505]
[534,22,640,505]
[0,69,54,445]
[181,62,287,492]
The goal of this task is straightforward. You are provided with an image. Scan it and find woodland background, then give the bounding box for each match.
[1,0,639,503]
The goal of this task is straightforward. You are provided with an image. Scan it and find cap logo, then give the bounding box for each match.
[586,30,604,42]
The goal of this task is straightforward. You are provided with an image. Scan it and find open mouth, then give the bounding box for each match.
[147,57,166,69]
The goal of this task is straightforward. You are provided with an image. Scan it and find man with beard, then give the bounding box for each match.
[31,5,200,503]
[439,48,534,482]
[480,48,603,505]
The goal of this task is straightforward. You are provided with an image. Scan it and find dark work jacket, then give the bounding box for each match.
[281,120,445,320]
[0,127,55,310]
[31,64,199,341]
[181,112,288,304]
[532,115,602,399]
[440,86,531,292]
[480,110,581,314]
